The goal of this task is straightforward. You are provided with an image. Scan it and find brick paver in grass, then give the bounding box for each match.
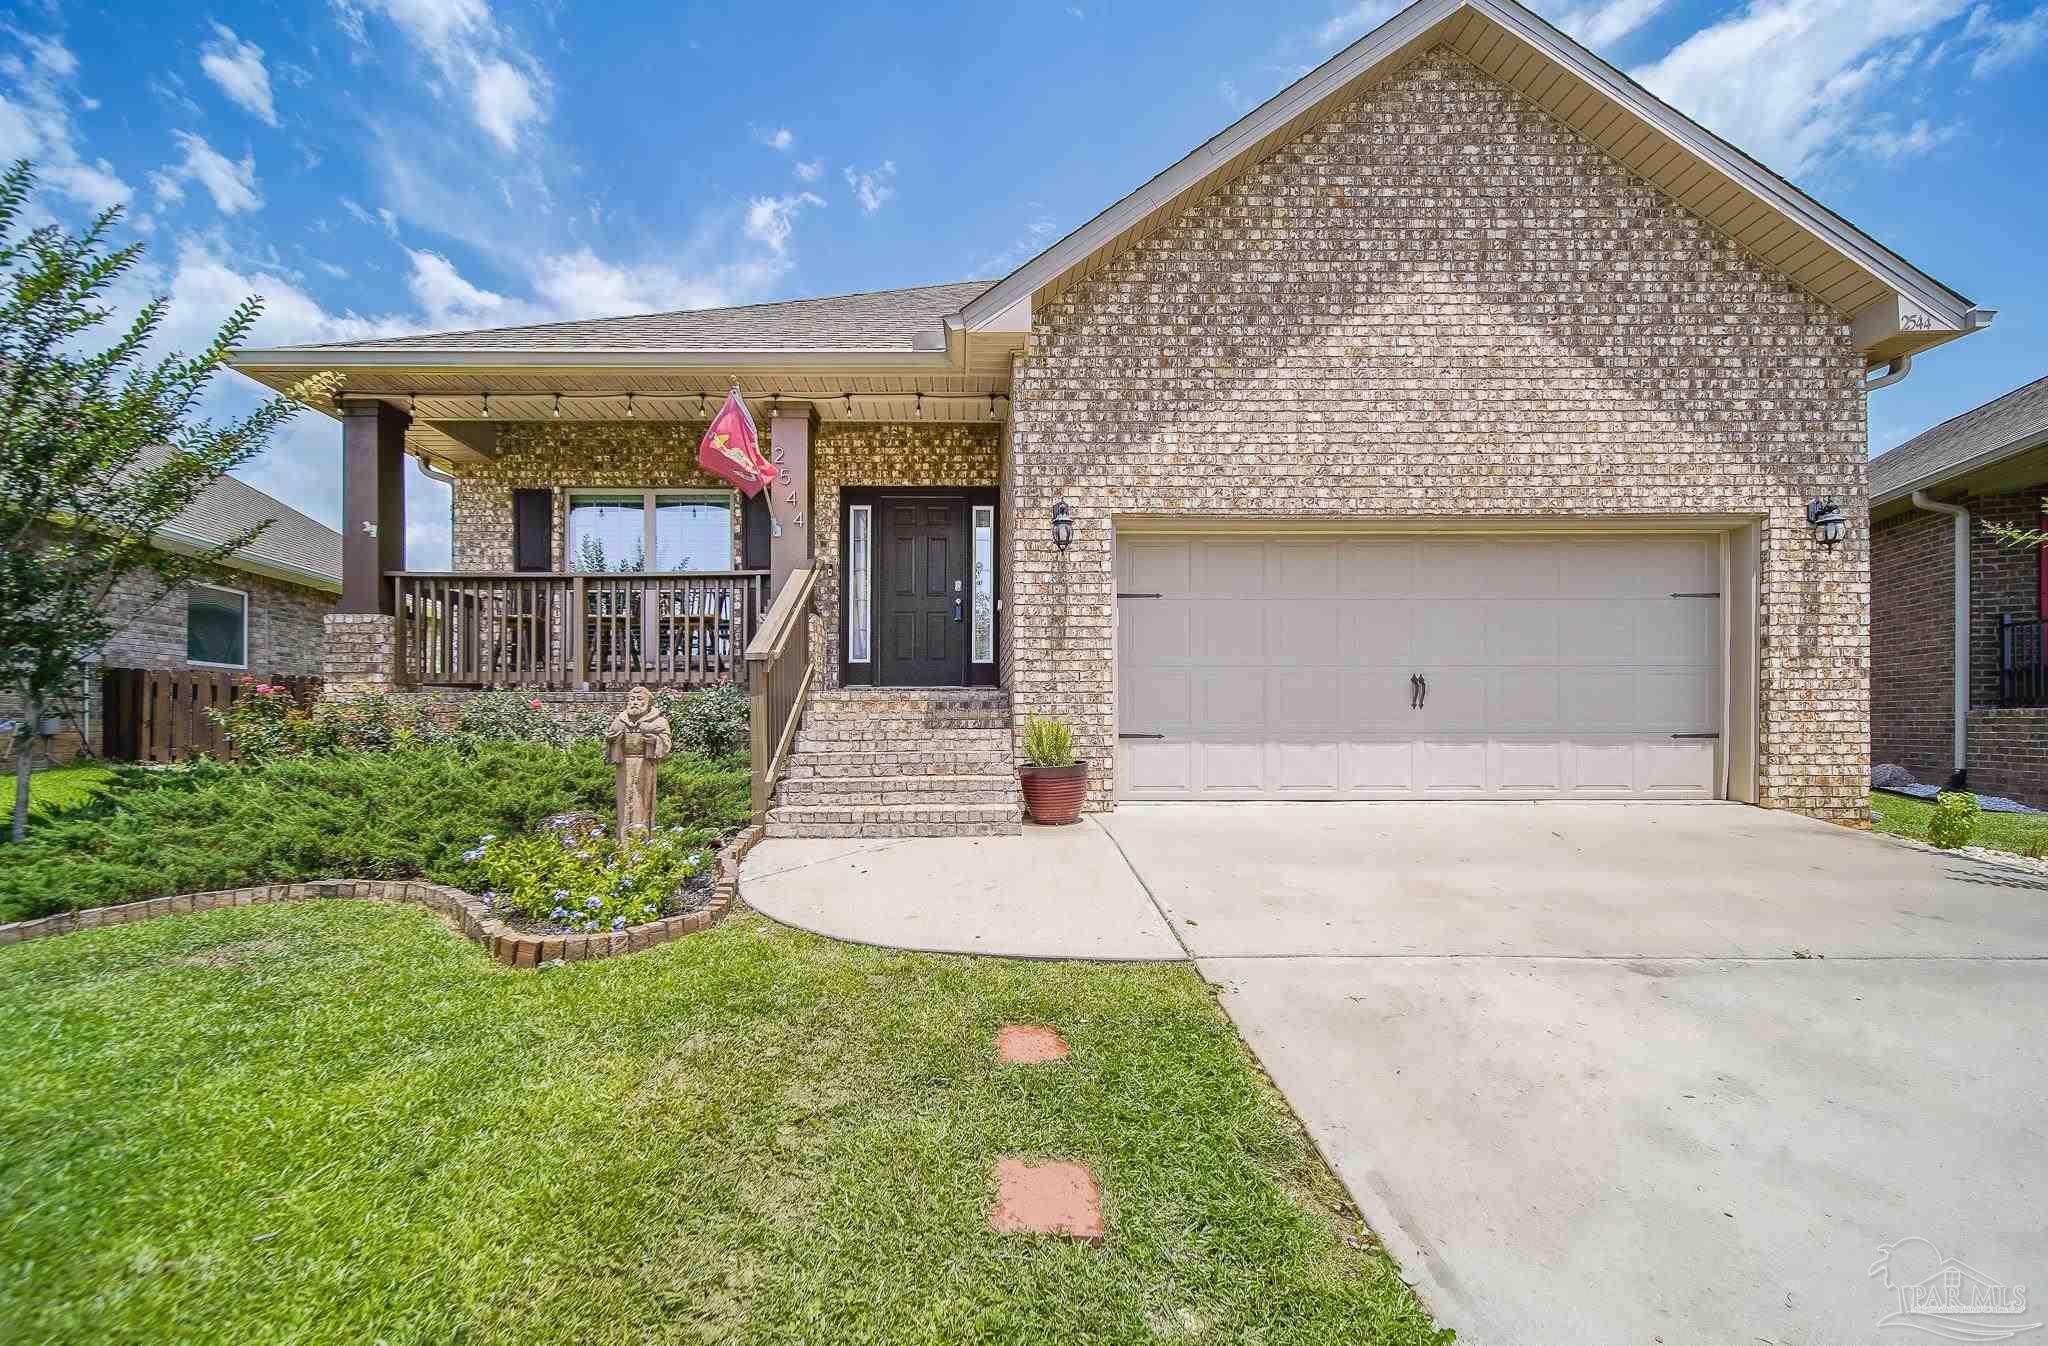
[995,1023,1070,1063]
[990,1158,1104,1243]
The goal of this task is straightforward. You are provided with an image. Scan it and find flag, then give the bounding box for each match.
[696,389,778,497]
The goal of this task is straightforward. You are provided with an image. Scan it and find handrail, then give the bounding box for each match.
[388,569,768,581]
[747,567,819,821]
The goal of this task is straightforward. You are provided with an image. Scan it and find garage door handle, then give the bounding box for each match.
[1119,733,1165,740]
[1670,732,1721,739]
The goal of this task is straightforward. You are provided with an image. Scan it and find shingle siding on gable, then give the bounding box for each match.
[1003,47,1870,822]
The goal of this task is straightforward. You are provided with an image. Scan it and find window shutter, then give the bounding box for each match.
[742,492,771,571]
[512,489,552,572]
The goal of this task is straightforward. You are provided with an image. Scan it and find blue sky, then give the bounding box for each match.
[2,0,2043,567]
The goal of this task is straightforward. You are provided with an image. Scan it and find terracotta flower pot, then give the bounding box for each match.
[1018,762,1088,825]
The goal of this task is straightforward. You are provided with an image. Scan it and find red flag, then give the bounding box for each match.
[696,389,777,497]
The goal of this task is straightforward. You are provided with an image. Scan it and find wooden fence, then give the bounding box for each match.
[101,668,322,764]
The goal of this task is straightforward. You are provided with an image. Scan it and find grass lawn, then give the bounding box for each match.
[1870,790,2048,858]
[17,763,115,815]
[0,902,1446,1345]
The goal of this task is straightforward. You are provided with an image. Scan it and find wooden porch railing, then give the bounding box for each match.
[390,571,770,689]
[745,566,817,821]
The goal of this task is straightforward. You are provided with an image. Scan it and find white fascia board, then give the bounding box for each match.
[146,525,342,594]
[958,0,1979,333]
[1870,425,2048,510]
[229,347,959,371]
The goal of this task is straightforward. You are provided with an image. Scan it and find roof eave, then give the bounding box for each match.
[230,346,960,371]
[957,0,1981,347]
[1871,424,2048,512]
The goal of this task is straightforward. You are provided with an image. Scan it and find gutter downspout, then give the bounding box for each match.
[1911,490,1970,788]
[1864,353,1912,391]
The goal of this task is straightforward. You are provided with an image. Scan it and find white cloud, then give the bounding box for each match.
[199,22,278,126]
[152,130,262,215]
[1963,2,2048,72]
[743,191,824,257]
[376,206,399,237]
[406,246,511,325]
[1631,0,1970,176]
[1219,78,1253,112]
[1552,0,1674,45]
[974,211,1058,277]
[1859,117,1960,157]
[843,160,896,214]
[1313,0,1402,46]
[793,157,822,181]
[337,0,549,150]
[758,125,794,151]
[0,30,130,213]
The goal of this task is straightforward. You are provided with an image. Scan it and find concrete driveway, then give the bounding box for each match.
[746,803,2048,1344]
[1100,803,2048,1346]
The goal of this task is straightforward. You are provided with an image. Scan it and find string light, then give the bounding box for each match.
[552,393,561,418]
[407,392,417,414]
[480,391,490,418]
[843,392,853,416]
[914,392,923,418]
[988,394,997,420]
[626,392,636,417]
[699,393,708,416]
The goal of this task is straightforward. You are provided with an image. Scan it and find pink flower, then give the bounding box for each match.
[529,699,543,710]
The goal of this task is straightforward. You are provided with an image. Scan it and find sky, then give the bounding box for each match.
[1,0,2042,568]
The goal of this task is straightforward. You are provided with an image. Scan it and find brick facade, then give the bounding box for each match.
[6,562,333,765]
[1871,484,2046,803]
[1003,47,1871,822]
[807,422,1002,687]
[447,423,742,572]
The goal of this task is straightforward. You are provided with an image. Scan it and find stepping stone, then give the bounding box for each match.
[989,1158,1103,1243]
[996,1024,1070,1064]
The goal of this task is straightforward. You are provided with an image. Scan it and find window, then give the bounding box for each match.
[186,584,248,667]
[567,489,732,572]
[847,504,872,663]
[971,505,994,663]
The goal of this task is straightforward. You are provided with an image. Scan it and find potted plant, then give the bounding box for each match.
[1018,715,1088,825]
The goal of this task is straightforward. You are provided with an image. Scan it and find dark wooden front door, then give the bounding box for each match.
[877,494,968,686]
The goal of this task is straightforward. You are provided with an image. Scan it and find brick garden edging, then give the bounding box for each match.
[0,824,767,967]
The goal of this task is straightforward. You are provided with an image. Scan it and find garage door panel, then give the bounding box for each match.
[1415,603,1490,663]
[1338,540,1417,595]
[1119,534,1720,801]
[1267,601,1341,665]
[1340,601,1413,663]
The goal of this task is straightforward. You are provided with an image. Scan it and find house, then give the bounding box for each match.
[5,460,341,765]
[1871,376,2048,806]
[227,0,1991,836]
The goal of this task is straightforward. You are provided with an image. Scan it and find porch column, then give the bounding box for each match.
[340,400,409,614]
[767,404,814,598]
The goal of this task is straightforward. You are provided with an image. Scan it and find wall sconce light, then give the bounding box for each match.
[1806,498,1847,549]
[1051,498,1075,550]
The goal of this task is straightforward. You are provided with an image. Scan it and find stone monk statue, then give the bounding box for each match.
[604,686,673,834]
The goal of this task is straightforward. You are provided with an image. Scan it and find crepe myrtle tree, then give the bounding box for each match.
[0,160,329,842]
[1985,512,2048,549]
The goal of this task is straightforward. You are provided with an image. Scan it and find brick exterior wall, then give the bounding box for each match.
[447,423,742,572]
[1003,47,1871,822]
[321,613,398,698]
[4,560,333,765]
[807,422,1002,687]
[1871,484,2046,802]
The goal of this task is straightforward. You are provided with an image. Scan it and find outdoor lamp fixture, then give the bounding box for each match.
[1051,498,1075,550]
[1806,498,1847,549]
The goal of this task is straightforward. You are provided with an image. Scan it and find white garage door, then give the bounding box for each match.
[1117,534,1723,800]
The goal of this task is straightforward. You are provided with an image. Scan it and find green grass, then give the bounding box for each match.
[1870,790,2048,857]
[16,763,115,815]
[0,904,1446,1345]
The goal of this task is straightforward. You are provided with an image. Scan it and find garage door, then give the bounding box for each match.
[1116,534,1722,800]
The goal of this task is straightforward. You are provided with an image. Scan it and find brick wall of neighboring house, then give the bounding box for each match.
[6,565,334,764]
[447,423,742,572]
[1004,46,1872,822]
[1870,483,2047,803]
[807,422,1002,687]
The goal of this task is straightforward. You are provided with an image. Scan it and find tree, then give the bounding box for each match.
[1985,510,2048,549]
[0,160,329,842]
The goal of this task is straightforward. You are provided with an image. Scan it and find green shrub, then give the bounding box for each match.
[663,683,751,758]
[1928,791,1981,850]
[467,827,711,932]
[0,743,749,921]
[1021,715,1075,768]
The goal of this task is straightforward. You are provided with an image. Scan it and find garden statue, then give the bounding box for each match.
[604,687,673,834]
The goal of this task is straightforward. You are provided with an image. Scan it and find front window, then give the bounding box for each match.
[847,504,872,664]
[567,489,732,572]
[187,584,247,667]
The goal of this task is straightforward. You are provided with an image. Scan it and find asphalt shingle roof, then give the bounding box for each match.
[132,446,341,585]
[1871,375,2048,502]
[278,281,994,354]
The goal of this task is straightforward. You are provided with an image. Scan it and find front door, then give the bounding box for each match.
[877,494,968,686]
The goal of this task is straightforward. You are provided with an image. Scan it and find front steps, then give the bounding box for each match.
[765,688,1022,838]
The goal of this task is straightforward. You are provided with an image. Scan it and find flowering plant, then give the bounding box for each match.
[463,826,712,932]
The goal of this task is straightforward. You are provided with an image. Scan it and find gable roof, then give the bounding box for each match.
[956,0,1988,363]
[254,281,991,359]
[1870,376,2048,508]
[132,446,342,590]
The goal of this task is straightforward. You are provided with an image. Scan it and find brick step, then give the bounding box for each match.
[764,801,1023,839]
[799,709,1011,731]
[764,820,1021,839]
[794,729,1012,752]
[776,774,1020,806]
[784,756,1017,779]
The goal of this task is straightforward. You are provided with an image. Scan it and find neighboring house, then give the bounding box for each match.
[5,461,341,765]
[228,0,1992,835]
[1871,376,2048,806]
